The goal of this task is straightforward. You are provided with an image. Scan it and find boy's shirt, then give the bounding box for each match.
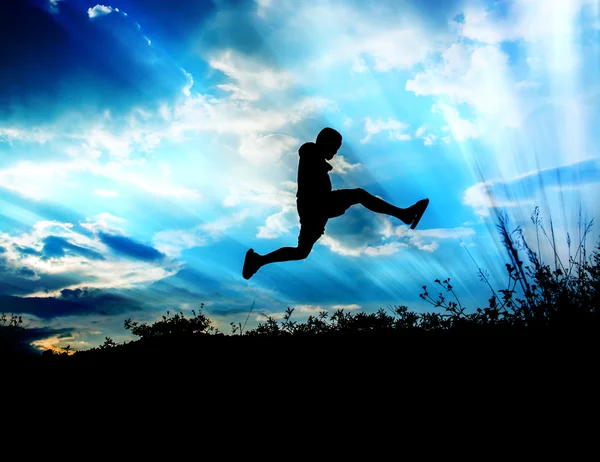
[296,142,333,202]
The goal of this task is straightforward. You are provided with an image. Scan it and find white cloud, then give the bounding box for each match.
[413,126,441,146]
[0,146,202,202]
[458,0,595,45]
[0,157,91,200]
[48,0,63,14]
[423,134,437,146]
[223,181,296,208]
[319,235,409,257]
[255,0,272,18]
[83,128,131,158]
[458,7,522,44]
[409,239,439,252]
[406,43,526,135]
[238,133,298,165]
[93,189,119,197]
[202,210,251,239]
[415,227,475,239]
[407,43,521,130]
[257,206,297,239]
[80,213,126,235]
[291,303,361,314]
[515,80,541,89]
[321,215,477,257]
[0,127,54,144]
[281,180,297,192]
[87,4,113,19]
[331,304,361,311]
[256,312,286,321]
[294,305,324,314]
[319,235,363,257]
[0,216,179,297]
[152,229,208,258]
[294,3,445,74]
[462,181,531,217]
[153,211,250,257]
[432,103,479,142]
[352,57,368,73]
[328,154,362,175]
[181,68,194,96]
[364,242,409,256]
[210,50,294,101]
[98,160,202,199]
[361,117,410,144]
[168,91,334,138]
[379,218,475,251]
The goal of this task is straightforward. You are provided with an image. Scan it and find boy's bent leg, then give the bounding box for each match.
[259,221,323,266]
[242,218,324,279]
[260,246,306,265]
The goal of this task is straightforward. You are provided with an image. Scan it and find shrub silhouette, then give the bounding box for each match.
[123,304,218,339]
[4,206,599,363]
[0,313,26,354]
[246,207,598,336]
[73,206,600,357]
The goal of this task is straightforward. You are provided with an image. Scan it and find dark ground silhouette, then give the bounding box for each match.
[4,211,598,371]
[2,200,598,380]
[243,127,429,279]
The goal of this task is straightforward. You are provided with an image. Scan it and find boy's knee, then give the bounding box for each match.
[297,244,312,259]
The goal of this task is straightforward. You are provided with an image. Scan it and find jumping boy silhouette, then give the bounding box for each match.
[242,127,429,280]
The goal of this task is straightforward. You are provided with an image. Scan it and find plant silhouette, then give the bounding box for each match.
[242,127,429,279]
[3,206,599,367]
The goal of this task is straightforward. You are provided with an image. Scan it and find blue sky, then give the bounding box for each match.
[1,0,599,351]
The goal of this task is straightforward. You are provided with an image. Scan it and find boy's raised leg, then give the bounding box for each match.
[242,248,262,280]
[409,198,429,230]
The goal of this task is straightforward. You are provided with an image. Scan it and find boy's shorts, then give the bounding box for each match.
[297,190,353,247]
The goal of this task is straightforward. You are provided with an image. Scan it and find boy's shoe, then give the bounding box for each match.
[410,198,429,230]
[242,248,261,280]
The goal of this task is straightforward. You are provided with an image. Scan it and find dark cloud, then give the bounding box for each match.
[18,326,76,343]
[15,246,42,257]
[205,305,257,317]
[16,267,38,279]
[0,280,30,297]
[98,232,165,261]
[0,257,79,296]
[0,288,143,319]
[0,243,92,296]
[0,0,188,124]
[42,235,105,260]
[1,325,77,354]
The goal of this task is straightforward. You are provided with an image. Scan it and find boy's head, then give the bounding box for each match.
[316,127,342,160]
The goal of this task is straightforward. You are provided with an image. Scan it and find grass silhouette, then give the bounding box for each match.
[2,207,598,367]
